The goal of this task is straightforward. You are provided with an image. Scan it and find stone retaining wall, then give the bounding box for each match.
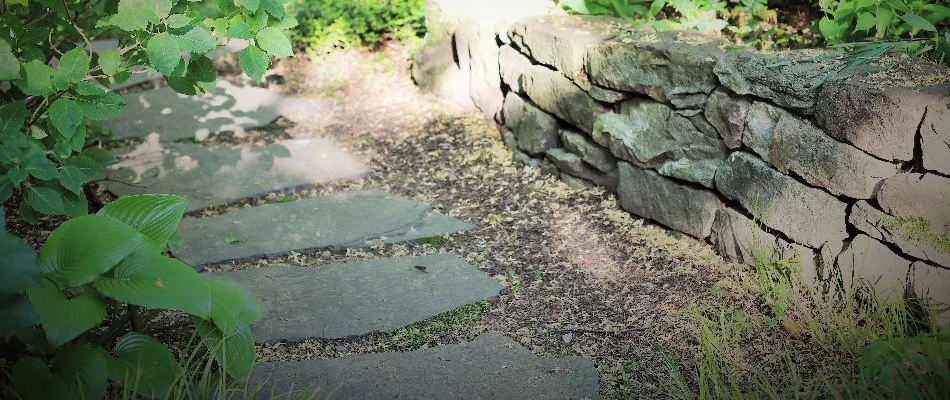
[412,0,950,323]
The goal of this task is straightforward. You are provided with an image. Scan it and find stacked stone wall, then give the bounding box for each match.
[412,0,950,323]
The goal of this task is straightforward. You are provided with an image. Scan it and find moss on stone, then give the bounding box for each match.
[884,216,950,254]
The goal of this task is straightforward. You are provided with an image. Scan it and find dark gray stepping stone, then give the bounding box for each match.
[103,138,369,212]
[104,80,311,141]
[174,191,474,266]
[252,332,601,400]
[209,254,501,340]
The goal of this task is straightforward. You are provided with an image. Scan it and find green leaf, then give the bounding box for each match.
[20,60,54,96]
[24,152,58,180]
[147,33,182,75]
[190,55,217,93]
[12,345,109,400]
[239,0,260,13]
[27,279,107,346]
[226,21,253,39]
[49,98,84,139]
[82,147,116,165]
[876,5,893,37]
[0,219,41,294]
[69,91,125,120]
[60,191,89,218]
[194,318,256,381]
[27,185,66,216]
[0,294,38,335]
[0,101,28,137]
[98,194,187,245]
[207,276,262,334]
[165,13,192,29]
[39,215,150,288]
[95,251,211,316]
[98,49,121,75]
[260,0,286,18]
[8,167,29,186]
[59,156,103,196]
[57,48,90,84]
[176,26,215,53]
[0,176,12,204]
[248,11,268,33]
[238,45,268,82]
[256,27,293,57]
[109,332,180,398]
[74,81,105,96]
[112,0,173,31]
[901,13,937,32]
[0,38,20,80]
[855,12,876,31]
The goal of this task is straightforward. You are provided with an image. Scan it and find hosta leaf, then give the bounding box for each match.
[27,279,106,346]
[0,210,41,293]
[95,251,211,317]
[194,318,256,382]
[98,49,121,75]
[256,27,293,57]
[98,194,187,245]
[39,215,149,288]
[11,346,109,400]
[49,98,84,139]
[0,38,20,80]
[207,276,262,334]
[238,45,268,82]
[147,33,181,76]
[69,91,125,120]
[57,47,90,84]
[0,294,38,335]
[175,26,215,53]
[27,185,66,215]
[108,332,180,398]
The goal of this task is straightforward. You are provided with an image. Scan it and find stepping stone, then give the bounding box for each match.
[209,254,501,341]
[251,332,601,400]
[92,39,248,90]
[104,80,311,141]
[102,137,369,212]
[174,191,474,266]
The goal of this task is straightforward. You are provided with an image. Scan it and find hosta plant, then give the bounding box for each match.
[0,0,296,221]
[0,194,262,399]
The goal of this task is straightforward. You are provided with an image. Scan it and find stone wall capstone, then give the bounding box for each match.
[411,0,950,324]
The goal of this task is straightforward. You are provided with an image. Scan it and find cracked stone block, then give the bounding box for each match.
[545,148,618,192]
[105,80,312,141]
[174,191,474,266]
[209,254,501,340]
[560,128,616,172]
[521,64,608,134]
[499,44,533,94]
[704,88,752,150]
[251,332,600,399]
[502,92,561,155]
[837,234,912,297]
[909,262,950,326]
[742,102,896,199]
[714,50,820,113]
[850,201,950,269]
[920,90,950,175]
[591,100,727,187]
[714,152,847,248]
[103,138,369,212]
[617,162,723,239]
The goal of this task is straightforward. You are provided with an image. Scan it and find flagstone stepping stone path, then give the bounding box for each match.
[105,78,602,399]
[105,80,313,141]
[104,138,370,212]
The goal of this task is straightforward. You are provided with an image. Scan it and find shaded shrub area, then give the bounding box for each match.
[289,0,426,52]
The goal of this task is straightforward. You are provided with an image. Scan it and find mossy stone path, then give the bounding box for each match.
[104,78,601,399]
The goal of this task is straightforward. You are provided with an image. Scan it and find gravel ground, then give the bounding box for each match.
[4,42,847,399]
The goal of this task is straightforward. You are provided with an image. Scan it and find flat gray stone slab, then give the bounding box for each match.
[103,138,369,212]
[174,191,474,266]
[104,80,311,141]
[210,254,501,340]
[252,332,601,400]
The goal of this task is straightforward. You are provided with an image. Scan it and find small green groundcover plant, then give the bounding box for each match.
[1,194,262,399]
[288,0,425,52]
[0,0,295,222]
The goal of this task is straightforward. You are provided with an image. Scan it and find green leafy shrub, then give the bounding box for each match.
[0,0,295,222]
[1,194,262,399]
[288,0,425,52]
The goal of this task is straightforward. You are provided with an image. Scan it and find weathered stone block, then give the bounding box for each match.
[878,173,950,233]
[910,262,950,326]
[920,90,950,175]
[499,45,532,94]
[588,30,724,103]
[521,64,607,133]
[591,100,727,187]
[617,162,723,238]
[714,152,848,248]
[560,129,616,172]
[837,234,912,297]
[456,22,504,119]
[815,82,937,162]
[850,201,950,269]
[714,50,819,112]
[502,93,561,155]
[705,88,751,150]
[742,102,896,199]
[546,148,618,191]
